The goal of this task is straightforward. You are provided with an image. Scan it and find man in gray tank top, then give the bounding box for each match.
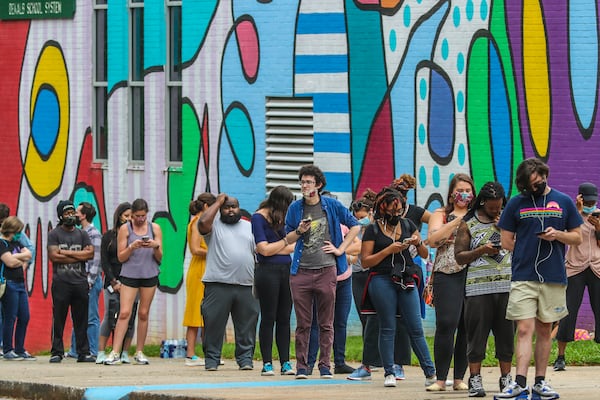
[198,194,258,371]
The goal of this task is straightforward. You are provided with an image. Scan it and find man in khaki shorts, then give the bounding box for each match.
[496,158,583,400]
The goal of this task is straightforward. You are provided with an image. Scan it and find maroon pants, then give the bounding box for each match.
[290,266,337,371]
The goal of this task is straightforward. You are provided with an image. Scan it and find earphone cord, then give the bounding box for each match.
[532,193,551,283]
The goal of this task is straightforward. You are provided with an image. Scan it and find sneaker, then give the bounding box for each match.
[281,361,295,375]
[219,359,225,365]
[425,375,437,387]
[348,365,372,381]
[134,351,149,365]
[49,354,62,363]
[553,356,566,371]
[532,380,559,399]
[17,351,37,361]
[384,374,397,387]
[240,364,253,370]
[185,355,204,367]
[454,381,469,391]
[392,364,405,380]
[77,354,96,363]
[426,382,446,392]
[64,352,78,359]
[499,374,512,392]
[2,351,23,361]
[319,366,333,379]
[334,363,355,374]
[95,351,106,364]
[493,381,529,399]
[469,374,486,397]
[103,351,122,365]
[295,368,308,379]
[206,365,218,371]
[120,352,131,364]
[261,362,275,376]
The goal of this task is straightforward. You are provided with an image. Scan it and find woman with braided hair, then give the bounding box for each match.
[361,187,435,388]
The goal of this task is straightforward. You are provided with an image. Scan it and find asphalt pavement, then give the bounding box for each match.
[1,356,600,400]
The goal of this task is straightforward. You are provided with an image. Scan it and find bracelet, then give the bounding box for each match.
[295,228,302,236]
[283,236,289,246]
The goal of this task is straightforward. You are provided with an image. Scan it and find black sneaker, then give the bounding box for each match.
[334,363,355,374]
[469,374,486,397]
[553,356,566,371]
[49,355,62,363]
[77,354,96,363]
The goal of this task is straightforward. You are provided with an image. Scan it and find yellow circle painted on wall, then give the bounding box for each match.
[24,41,70,199]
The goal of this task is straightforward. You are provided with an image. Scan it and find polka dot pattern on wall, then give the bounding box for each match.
[389,29,397,52]
[404,6,411,27]
[441,39,449,60]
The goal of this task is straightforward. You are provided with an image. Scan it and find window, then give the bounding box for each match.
[130,1,144,161]
[93,0,108,160]
[167,1,182,162]
[265,97,314,198]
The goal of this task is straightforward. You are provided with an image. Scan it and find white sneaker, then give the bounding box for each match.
[95,351,106,364]
[134,351,149,365]
[384,374,397,387]
[185,355,205,366]
[103,351,121,365]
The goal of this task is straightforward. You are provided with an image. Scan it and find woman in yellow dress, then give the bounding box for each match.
[183,193,216,366]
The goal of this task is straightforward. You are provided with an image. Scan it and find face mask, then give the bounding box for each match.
[302,188,318,199]
[527,181,547,198]
[357,217,371,226]
[453,191,473,207]
[13,232,22,241]
[62,216,78,227]
[583,205,597,215]
[383,213,401,226]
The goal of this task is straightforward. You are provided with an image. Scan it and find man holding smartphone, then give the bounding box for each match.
[553,182,600,372]
[495,158,582,400]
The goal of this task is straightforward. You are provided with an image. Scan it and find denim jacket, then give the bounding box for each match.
[285,195,358,276]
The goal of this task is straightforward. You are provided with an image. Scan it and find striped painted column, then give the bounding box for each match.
[294,0,352,205]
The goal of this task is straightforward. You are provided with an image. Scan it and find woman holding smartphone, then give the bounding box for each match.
[104,198,162,365]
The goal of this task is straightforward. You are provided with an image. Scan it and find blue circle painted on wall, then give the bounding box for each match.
[466,0,474,21]
[419,166,427,188]
[418,123,426,145]
[419,78,428,100]
[480,0,489,20]
[458,143,466,166]
[453,6,461,27]
[457,52,465,74]
[404,6,411,27]
[457,90,465,112]
[31,86,60,158]
[389,29,397,52]
[432,165,440,187]
[441,39,449,60]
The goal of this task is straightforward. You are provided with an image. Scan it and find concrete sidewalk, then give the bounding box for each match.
[1,356,600,400]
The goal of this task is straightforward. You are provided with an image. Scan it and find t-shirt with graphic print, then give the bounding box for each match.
[299,201,335,269]
[498,188,583,284]
[47,226,91,285]
[0,239,24,282]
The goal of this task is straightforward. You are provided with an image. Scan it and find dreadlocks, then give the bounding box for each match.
[465,181,506,220]
[373,187,406,220]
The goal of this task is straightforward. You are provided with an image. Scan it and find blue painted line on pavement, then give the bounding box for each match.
[83,379,367,400]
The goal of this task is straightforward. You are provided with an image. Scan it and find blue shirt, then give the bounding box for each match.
[285,195,358,275]
[498,188,583,284]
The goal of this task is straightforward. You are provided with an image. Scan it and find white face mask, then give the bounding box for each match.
[302,188,318,199]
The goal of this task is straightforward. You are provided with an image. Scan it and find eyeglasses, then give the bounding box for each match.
[299,180,316,186]
[350,201,371,211]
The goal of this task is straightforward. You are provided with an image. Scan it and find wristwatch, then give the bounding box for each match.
[295,228,302,236]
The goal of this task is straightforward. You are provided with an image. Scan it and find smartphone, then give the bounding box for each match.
[592,211,600,217]
[491,243,502,249]
[534,230,547,236]
[402,238,412,244]
[301,218,312,224]
[141,235,150,242]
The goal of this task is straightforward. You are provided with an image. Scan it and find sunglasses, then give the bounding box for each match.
[350,201,371,211]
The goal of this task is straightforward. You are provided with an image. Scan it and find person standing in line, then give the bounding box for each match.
[182,193,216,367]
[285,164,360,379]
[67,202,102,359]
[198,194,259,371]
[495,158,582,400]
[552,182,600,371]
[96,202,137,364]
[104,199,162,365]
[0,217,33,360]
[454,182,514,397]
[251,186,296,376]
[426,173,476,392]
[48,200,95,363]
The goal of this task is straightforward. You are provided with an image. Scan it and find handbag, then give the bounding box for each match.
[0,262,6,299]
[423,271,434,308]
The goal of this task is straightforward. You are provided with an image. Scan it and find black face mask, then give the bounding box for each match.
[383,213,401,226]
[527,181,547,198]
[220,213,242,225]
[62,216,79,227]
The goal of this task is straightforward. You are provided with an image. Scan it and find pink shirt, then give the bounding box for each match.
[565,214,600,278]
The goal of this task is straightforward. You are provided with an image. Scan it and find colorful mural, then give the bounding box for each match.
[0,0,598,352]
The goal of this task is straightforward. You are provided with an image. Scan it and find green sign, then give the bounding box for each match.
[0,1,75,20]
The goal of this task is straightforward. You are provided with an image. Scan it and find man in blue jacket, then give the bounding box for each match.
[285,165,360,379]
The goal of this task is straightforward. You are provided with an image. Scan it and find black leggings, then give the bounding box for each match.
[432,270,468,381]
[254,262,293,364]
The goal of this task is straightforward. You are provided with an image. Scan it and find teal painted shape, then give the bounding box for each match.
[73,187,103,231]
[145,0,166,69]
[346,0,388,188]
[107,0,128,92]
[223,105,255,175]
[182,0,218,63]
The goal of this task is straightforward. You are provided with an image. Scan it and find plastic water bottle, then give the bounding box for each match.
[160,340,166,358]
[168,339,176,358]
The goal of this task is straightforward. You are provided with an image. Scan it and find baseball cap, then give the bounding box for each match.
[578,182,598,202]
[56,200,75,216]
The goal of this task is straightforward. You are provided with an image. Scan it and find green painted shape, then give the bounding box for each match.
[466,37,496,190]
[155,102,202,291]
[223,106,255,174]
[489,0,523,196]
[345,0,389,189]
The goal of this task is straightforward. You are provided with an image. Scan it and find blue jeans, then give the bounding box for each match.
[1,280,30,354]
[368,274,435,378]
[308,276,353,367]
[69,275,102,356]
